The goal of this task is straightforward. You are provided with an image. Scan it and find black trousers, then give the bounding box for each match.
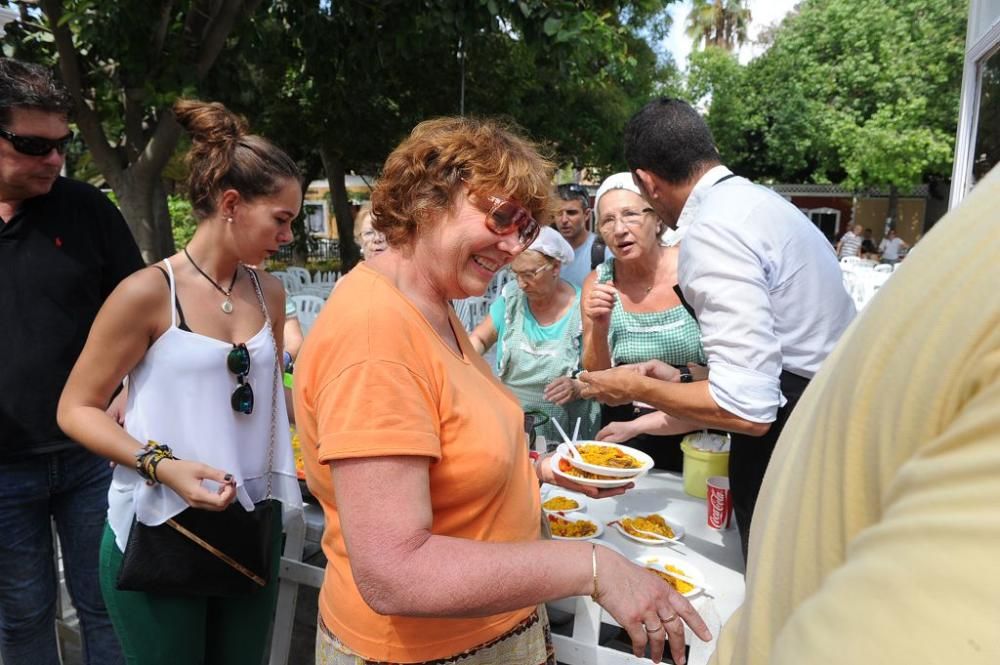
[729,371,810,564]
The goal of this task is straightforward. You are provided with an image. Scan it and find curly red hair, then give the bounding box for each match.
[371,117,554,247]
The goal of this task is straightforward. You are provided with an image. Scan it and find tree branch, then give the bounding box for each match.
[132,109,181,184]
[149,0,176,66]
[195,0,263,80]
[122,88,146,162]
[38,0,123,184]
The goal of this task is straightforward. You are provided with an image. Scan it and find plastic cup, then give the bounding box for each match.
[706,476,732,530]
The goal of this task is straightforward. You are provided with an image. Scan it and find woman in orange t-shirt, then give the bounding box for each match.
[293,117,710,665]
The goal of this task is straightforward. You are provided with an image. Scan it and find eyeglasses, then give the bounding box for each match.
[483,194,540,247]
[0,127,74,157]
[598,207,655,230]
[512,263,554,281]
[463,180,539,247]
[227,343,254,415]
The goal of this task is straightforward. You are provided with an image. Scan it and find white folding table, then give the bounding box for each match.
[548,471,745,665]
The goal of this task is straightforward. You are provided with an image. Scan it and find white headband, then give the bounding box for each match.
[526,226,574,265]
[593,172,643,218]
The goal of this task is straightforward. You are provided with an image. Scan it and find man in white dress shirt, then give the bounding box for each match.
[579,98,856,560]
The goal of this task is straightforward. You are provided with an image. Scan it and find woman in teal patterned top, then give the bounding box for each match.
[470,227,600,444]
[581,173,705,470]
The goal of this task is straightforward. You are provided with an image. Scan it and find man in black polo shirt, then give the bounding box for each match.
[0,58,141,665]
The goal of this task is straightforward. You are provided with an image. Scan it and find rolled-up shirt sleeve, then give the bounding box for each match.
[681,216,785,423]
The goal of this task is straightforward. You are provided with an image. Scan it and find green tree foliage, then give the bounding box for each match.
[2,0,263,262]
[5,0,678,267]
[169,195,197,249]
[694,0,967,219]
[209,0,678,271]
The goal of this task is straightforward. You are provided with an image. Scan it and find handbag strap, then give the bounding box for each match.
[245,266,279,500]
[164,516,268,587]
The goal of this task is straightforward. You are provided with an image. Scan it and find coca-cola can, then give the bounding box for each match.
[706,476,732,530]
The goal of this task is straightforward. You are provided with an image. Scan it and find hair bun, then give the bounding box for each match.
[173,99,248,147]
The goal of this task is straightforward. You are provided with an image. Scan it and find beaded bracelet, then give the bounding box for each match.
[134,440,176,485]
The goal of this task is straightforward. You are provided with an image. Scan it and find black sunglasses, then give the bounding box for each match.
[558,183,588,195]
[0,127,74,157]
[227,343,254,415]
[557,183,590,208]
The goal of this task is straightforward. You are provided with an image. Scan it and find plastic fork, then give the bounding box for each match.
[654,567,714,596]
[556,442,584,462]
[609,520,686,548]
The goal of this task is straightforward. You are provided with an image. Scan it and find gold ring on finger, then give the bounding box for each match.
[645,623,665,634]
[660,614,678,624]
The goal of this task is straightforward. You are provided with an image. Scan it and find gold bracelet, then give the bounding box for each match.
[591,543,600,602]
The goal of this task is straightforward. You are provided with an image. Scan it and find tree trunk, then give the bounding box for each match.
[153,178,176,258]
[319,141,361,273]
[112,170,174,264]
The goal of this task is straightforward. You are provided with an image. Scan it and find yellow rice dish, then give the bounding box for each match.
[542,496,580,512]
[558,457,620,480]
[548,514,598,538]
[648,565,695,594]
[621,514,675,539]
[576,444,642,469]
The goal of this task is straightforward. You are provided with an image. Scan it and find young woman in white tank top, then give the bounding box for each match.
[58,100,303,665]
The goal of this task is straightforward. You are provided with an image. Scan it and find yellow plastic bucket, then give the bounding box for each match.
[680,438,730,498]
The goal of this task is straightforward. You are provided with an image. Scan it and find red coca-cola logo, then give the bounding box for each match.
[708,486,729,527]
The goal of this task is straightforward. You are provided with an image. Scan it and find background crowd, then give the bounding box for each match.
[2,25,998,665]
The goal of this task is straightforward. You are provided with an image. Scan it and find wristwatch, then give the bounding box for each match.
[678,366,693,383]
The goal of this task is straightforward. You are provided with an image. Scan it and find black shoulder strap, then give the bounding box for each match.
[152,265,191,332]
[590,236,606,270]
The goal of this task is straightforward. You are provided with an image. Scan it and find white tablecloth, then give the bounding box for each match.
[547,471,745,665]
[841,264,894,310]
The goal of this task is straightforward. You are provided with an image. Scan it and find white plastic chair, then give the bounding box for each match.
[484,267,514,301]
[270,271,301,295]
[313,270,339,287]
[290,294,325,334]
[286,266,311,288]
[854,270,893,309]
[299,284,332,299]
[452,296,492,332]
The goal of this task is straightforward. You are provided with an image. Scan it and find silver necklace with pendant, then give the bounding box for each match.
[183,247,240,314]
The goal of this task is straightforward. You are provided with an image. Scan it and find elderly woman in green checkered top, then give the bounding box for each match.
[581,173,706,471]
[470,226,600,443]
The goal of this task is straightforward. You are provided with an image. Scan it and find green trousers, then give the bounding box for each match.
[99,506,283,665]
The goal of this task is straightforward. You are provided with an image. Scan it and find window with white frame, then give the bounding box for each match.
[303,201,328,236]
[972,46,999,185]
[950,0,1000,206]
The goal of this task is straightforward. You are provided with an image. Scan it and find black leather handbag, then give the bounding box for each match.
[116,268,282,597]
[116,499,276,596]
